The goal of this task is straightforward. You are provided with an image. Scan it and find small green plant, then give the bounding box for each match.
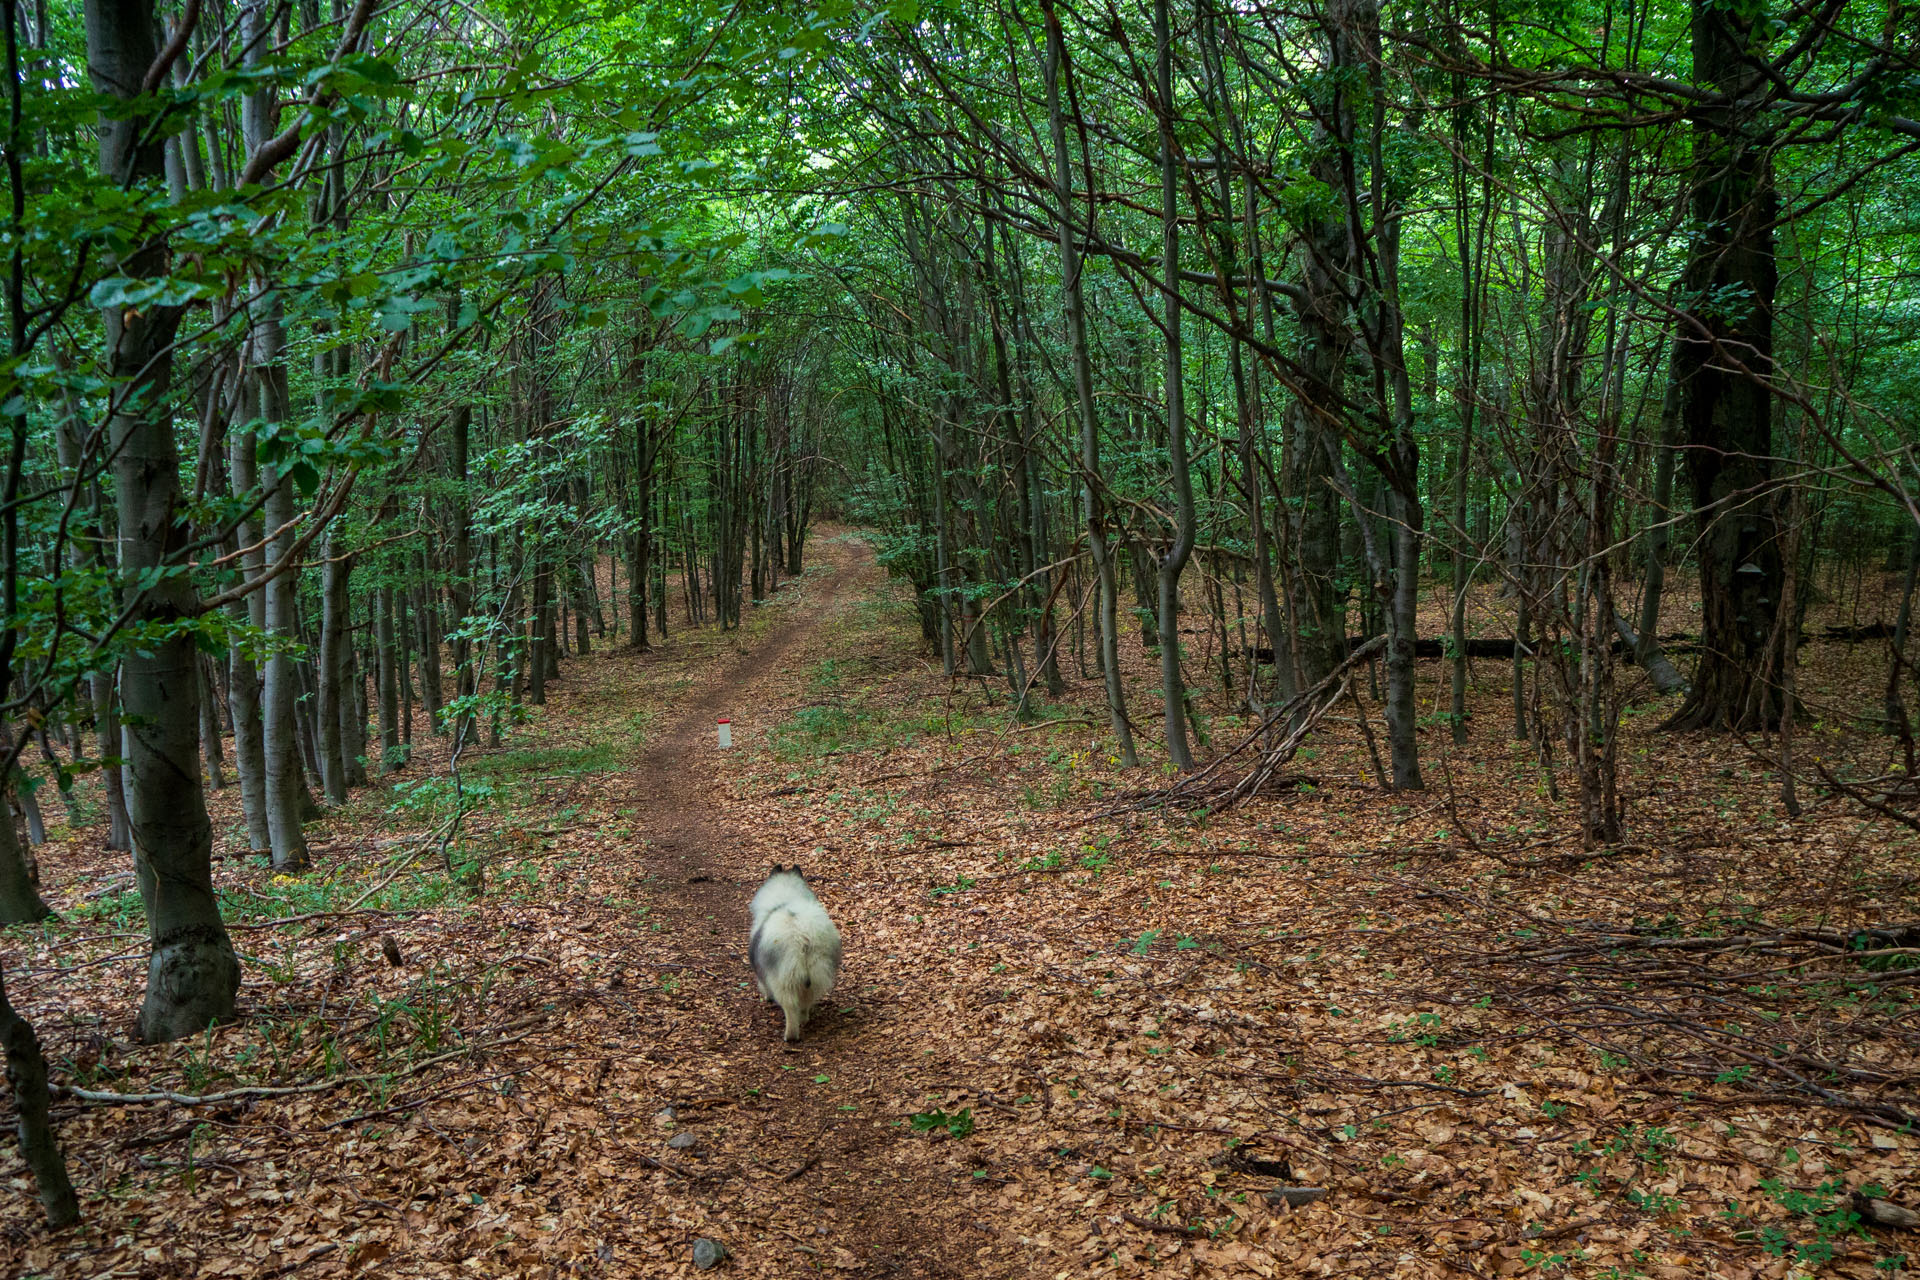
[1517,1247,1577,1273]
[1754,1177,1871,1264]
[908,1107,975,1139]
[1623,1188,1683,1216]
[1385,1012,1445,1047]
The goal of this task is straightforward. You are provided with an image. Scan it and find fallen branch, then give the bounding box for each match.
[1106,637,1384,815]
[55,1022,543,1109]
[225,907,416,934]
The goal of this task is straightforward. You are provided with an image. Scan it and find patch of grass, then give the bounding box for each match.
[64,886,145,930]
[220,868,465,927]
[460,743,618,784]
[624,708,659,746]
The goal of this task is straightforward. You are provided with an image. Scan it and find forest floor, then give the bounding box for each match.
[5,530,1920,1278]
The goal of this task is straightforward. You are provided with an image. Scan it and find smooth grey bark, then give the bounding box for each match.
[1153,0,1194,769]
[227,419,269,853]
[527,567,549,705]
[398,585,414,747]
[447,405,476,745]
[318,535,351,802]
[93,669,132,850]
[197,654,225,789]
[242,2,307,874]
[0,961,77,1226]
[1611,610,1689,696]
[1044,0,1135,766]
[376,583,401,770]
[87,0,240,1043]
[342,638,369,787]
[415,552,442,732]
[3,725,46,848]
[257,349,308,872]
[0,769,49,922]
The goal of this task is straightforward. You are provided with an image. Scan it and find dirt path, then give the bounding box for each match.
[557,536,1011,1278]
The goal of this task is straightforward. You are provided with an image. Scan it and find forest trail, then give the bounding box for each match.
[529,533,1015,1278]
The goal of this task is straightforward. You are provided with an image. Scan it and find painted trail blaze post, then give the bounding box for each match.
[716,717,733,749]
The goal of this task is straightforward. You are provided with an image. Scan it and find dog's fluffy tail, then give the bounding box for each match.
[752,905,840,1042]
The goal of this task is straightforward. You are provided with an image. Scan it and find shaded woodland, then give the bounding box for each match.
[1,0,1919,1273]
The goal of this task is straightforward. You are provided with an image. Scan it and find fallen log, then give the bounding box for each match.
[1242,622,1895,667]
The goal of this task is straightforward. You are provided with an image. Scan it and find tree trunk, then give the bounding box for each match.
[629,419,653,649]
[528,564,550,705]
[197,654,225,790]
[342,639,370,788]
[377,584,402,767]
[1286,88,1354,690]
[0,962,78,1226]
[1886,526,1920,732]
[0,774,49,923]
[416,553,443,733]
[88,0,241,1042]
[1153,0,1194,769]
[1663,0,1783,732]
[92,668,132,850]
[1044,0,1135,766]
[257,336,309,873]
[318,539,351,803]
[241,2,307,872]
[447,405,476,746]
[227,424,269,853]
[397,585,414,748]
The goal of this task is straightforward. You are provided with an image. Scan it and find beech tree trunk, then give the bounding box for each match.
[416,552,443,733]
[0,962,77,1226]
[87,0,241,1043]
[258,341,309,872]
[318,537,351,803]
[227,419,270,853]
[377,583,402,770]
[197,654,225,790]
[1044,0,1135,766]
[0,777,48,923]
[448,405,476,745]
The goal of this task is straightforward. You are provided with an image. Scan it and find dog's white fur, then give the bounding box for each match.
[748,866,841,1042]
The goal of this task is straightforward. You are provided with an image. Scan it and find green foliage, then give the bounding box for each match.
[908,1107,975,1139]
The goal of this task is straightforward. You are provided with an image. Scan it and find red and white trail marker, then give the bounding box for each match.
[716,717,733,749]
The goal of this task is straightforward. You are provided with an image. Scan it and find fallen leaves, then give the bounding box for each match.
[4,541,1919,1277]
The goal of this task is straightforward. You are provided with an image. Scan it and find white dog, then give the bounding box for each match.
[748,865,841,1042]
